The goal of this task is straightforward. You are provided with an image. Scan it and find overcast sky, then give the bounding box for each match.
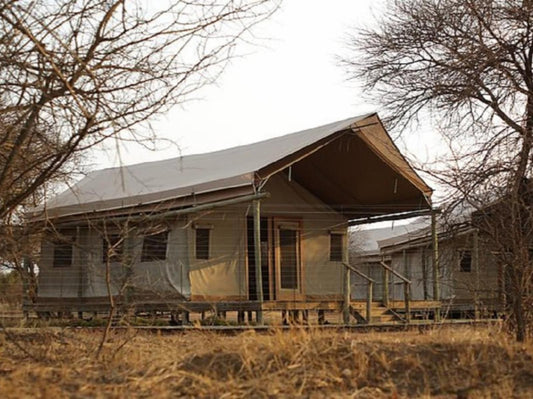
[93,0,441,199]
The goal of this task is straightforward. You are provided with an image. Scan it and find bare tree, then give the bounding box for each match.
[0,0,278,219]
[0,0,278,301]
[341,0,533,340]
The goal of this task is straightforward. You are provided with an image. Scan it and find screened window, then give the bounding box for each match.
[53,234,74,268]
[102,234,124,264]
[279,228,299,289]
[459,250,472,272]
[330,233,344,262]
[195,228,210,260]
[141,231,168,262]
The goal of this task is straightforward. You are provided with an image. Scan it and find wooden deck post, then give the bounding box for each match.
[473,229,480,319]
[343,266,351,324]
[402,249,407,276]
[403,249,411,323]
[421,247,428,300]
[318,309,325,325]
[342,261,376,324]
[76,226,83,302]
[253,199,264,325]
[404,283,411,323]
[431,210,441,322]
[367,281,373,323]
[383,258,390,308]
[343,234,351,324]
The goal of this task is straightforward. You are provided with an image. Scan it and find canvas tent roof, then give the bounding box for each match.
[33,113,432,221]
[352,219,431,256]
[378,224,432,251]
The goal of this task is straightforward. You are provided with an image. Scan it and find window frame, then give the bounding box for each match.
[459,249,472,273]
[52,232,75,268]
[329,232,344,262]
[141,231,169,262]
[195,227,211,260]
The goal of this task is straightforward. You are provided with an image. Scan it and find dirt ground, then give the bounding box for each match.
[0,325,532,398]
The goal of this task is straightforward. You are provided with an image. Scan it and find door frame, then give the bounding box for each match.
[273,218,304,300]
[246,216,273,300]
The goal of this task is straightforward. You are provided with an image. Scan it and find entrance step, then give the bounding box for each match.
[349,303,403,324]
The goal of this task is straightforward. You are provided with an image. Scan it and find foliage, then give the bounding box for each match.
[342,0,533,341]
[0,0,278,302]
[0,270,21,304]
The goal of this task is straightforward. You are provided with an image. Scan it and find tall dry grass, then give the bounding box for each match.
[0,326,532,398]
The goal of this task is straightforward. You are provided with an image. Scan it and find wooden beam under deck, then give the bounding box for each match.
[387,300,441,310]
[349,300,441,312]
[26,298,442,315]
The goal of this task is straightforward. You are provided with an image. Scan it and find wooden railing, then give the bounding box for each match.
[343,262,376,323]
[380,261,411,323]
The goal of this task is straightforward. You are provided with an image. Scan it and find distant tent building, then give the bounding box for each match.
[28,113,437,323]
[351,217,504,319]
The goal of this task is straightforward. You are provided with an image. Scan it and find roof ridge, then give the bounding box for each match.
[94,112,376,173]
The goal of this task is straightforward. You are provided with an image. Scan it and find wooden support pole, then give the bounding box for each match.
[22,257,31,306]
[473,229,480,319]
[253,199,264,325]
[431,210,441,322]
[343,265,351,324]
[383,261,390,308]
[402,249,407,277]
[76,226,83,301]
[343,234,351,324]
[318,309,325,325]
[402,249,411,324]
[293,310,300,324]
[499,264,507,310]
[403,249,412,298]
[421,247,428,300]
[404,283,411,324]
[282,310,288,325]
[367,281,373,323]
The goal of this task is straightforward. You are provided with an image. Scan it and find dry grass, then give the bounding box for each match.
[0,326,532,398]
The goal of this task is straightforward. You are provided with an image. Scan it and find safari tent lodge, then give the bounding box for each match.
[27,113,440,324]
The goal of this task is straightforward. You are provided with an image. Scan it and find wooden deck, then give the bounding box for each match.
[19,295,508,328]
[24,297,443,325]
[351,300,440,311]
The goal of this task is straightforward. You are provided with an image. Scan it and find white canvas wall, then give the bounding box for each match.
[38,221,191,299]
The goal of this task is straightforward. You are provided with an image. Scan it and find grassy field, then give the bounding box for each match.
[0,326,532,398]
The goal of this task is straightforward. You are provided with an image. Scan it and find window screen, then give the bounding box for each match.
[330,233,343,262]
[459,250,472,272]
[53,234,74,268]
[279,228,299,289]
[195,228,210,260]
[141,231,168,262]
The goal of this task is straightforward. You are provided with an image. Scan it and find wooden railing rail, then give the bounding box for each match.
[343,262,376,283]
[379,261,411,284]
[379,261,411,323]
[343,262,374,323]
